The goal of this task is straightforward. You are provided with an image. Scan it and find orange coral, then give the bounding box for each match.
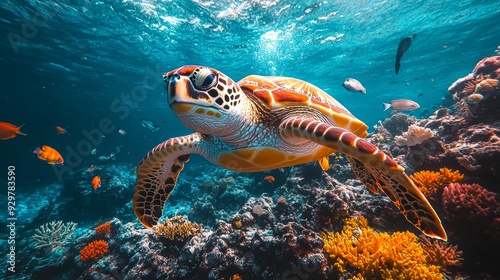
[80,240,109,262]
[420,235,463,274]
[321,216,443,279]
[437,168,464,186]
[231,274,242,280]
[95,221,111,236]
[410,168,464,199]
[410,170,440,197]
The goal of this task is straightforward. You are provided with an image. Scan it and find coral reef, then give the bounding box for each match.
[321,216,443,279]
[447,56,500,121]
[444,124,500,172]
[95,221,111,237]
[32,221,77,253]
[153,216,203,240]
[371,57,500,180]
[79,240,109,262]
[442,183,498,221]
[410,168,464,199]
[395,124,434,146]
[367,56,500,278]
[420,235,463,274]
[11,158,495,279]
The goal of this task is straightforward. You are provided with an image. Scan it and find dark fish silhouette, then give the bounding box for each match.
[395,33,417,74]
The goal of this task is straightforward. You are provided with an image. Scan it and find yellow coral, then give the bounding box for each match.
[321,216,443,279]
[410,168,464,199]
[233,219,243,229]
[153,216,202,240]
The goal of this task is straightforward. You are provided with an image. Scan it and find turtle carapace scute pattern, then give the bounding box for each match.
[133,65,447,241]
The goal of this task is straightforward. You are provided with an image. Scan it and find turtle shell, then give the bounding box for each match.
[238,75,369,137]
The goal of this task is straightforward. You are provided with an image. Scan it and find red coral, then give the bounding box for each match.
[442,183,498,220]
[80,240,109,262]
[95,221,111,236]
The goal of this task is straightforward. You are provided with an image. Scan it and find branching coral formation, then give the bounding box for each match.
[80,240,109,262]
[420,235,463,273]
[395,124,434,146]
[442,183,498,219]
[153,216,203,240]
[95,221,111,236]
[321,216,443,279]
[32,221,77,253]
[410,168,464,199]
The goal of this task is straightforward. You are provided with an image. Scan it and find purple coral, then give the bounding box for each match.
[442,183,498,220]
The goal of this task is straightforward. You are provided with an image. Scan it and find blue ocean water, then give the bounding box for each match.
[1,0,500,279]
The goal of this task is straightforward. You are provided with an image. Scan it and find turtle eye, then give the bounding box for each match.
[192,68,218,90]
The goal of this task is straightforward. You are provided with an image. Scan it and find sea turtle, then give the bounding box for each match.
[133,66,447,240]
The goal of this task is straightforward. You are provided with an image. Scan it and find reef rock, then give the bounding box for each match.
[472,56,500,78]
[373,56,500,182]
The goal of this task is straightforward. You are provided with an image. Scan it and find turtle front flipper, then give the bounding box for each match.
[133,133,203,228]
[280,117,447,240]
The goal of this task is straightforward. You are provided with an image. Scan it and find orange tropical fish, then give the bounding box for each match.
[55,126,69,135]
[0,122,27,140]
[87,165,95,172]
[33,145,64,165]
[92,176,101,189]
[263,175,275,182]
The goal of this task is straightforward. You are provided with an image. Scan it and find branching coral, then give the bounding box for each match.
[321,216,443,279]
[395,125,434,146]
[442,183,498,220]
[438,168,464,186]
[420,235,463,274]
[410,170,440,198]
[80,240,109,262]
[32,221,77,253]
[153,216,203,240]
[95,221,111,237]
[410,168,464,199]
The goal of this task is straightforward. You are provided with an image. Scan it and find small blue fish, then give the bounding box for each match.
[141,118,159,132]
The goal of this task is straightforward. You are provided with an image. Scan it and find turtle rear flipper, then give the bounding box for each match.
[280,117,447,240]
[133,133,202,228]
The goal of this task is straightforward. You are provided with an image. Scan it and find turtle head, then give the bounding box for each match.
[164,66,245,134]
